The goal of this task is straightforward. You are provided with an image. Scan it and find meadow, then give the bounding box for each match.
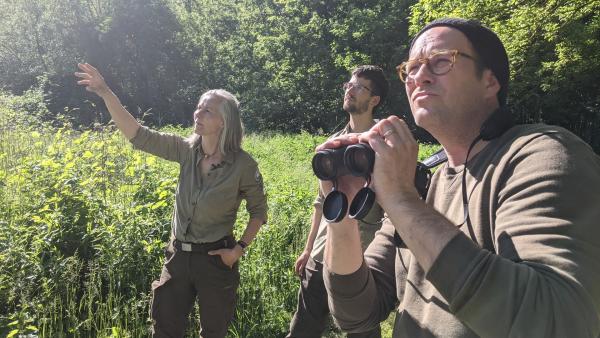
[0,101,440,337]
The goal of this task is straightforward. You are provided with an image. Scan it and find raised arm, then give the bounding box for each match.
[75,63,140,140]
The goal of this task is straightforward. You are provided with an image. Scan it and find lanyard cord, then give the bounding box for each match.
[458,135,483,242]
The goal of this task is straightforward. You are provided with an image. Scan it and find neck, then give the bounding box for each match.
[433,107,497,167]
[348,111,375,133]
[201,135,221,158]
[442,138,489,167]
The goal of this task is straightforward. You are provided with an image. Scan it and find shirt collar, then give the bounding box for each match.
[344,119,378,134]
[194,143,235,165]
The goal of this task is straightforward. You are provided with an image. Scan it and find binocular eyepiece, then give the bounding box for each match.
[312,144,376,223]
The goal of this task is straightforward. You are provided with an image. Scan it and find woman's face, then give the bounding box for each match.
[194,94,224,136]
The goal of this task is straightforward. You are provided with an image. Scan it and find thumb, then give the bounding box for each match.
[208,249,222,256]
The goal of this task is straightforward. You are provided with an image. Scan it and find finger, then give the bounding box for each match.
[85,63,99,72]
[77,80,90,85]
[374,119,399,147]
[74,72,91,79]
[371,119,388,133]
[79,63,93,73]
[357,130,379,144]
[387,117,414,143]
[208,249,222,255]
[315,134,360,151]
[80,63,101,78]
[368,133,389,155]
[316,139,341,151]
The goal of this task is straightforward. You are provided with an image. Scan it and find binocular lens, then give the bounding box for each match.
[344,144,375,177]
[313,153,335,180]
[312,144,375,180]
[312,148,347,180]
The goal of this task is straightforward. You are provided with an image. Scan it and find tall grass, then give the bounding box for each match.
[0,97,440,337]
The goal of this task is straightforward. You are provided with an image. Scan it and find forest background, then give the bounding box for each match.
[1,0,599,147]
[1,0,599,337]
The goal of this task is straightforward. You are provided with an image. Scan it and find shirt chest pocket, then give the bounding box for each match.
[199,175,241,216]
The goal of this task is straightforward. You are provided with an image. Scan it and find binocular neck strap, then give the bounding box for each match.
[421,148,448,169]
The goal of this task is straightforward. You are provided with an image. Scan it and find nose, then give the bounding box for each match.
[410,63,434,86]
[345,83,359,93]
[194,109,203,122]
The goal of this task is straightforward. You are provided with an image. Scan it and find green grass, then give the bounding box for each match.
[0,102,440,337]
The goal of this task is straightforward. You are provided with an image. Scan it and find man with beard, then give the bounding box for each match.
[287,65,389,338]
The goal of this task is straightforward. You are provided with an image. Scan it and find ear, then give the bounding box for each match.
[482,69,501,101]
[370,95,381,109]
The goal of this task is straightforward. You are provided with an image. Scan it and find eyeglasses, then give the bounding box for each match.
[343,82,372,93]
[396,49,478,83]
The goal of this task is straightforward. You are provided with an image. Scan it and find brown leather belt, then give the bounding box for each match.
[173,235,234,253]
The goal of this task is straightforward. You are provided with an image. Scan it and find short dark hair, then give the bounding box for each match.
[352,65,389,110]
[410,18,510,106]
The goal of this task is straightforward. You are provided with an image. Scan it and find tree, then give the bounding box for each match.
[409,0,600,149]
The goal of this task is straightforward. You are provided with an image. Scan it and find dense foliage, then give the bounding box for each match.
[0,0,414,135]
[3,0,596,149]
[0,96,315,336]
[1,95,445,336]
[1,0,599,335]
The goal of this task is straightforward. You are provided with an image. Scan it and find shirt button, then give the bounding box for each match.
[187,217,191,221]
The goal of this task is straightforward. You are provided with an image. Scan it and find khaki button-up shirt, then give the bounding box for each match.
[130,126,268,243]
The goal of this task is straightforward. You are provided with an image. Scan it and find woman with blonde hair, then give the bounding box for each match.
[75,63,267,338]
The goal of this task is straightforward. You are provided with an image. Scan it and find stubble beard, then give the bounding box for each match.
[344,100,369,116]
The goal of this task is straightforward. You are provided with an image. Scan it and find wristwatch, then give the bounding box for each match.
[237,240,248,252]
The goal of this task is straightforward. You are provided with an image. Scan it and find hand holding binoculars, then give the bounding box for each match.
[312,143,435,223]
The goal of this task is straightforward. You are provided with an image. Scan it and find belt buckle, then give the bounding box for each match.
[181,242,192,252]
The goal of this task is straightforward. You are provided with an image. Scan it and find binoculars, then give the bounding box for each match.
[312,143,375,181]
[312,144,377,223]
[312,143,435,223]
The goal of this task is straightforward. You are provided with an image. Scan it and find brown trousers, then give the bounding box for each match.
[287,257,381,338]
[150,237,239,338]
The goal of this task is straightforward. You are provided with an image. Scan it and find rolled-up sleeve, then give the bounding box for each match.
[129,126,189,164]
[240,160,268,223]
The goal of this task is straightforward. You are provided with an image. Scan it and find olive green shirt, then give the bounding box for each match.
[324,124,600,337]
[311,122,384,262]
[130,126,268,243]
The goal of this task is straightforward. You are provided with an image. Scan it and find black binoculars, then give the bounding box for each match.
[312,143,436,223]
[312,144,377,223]
[312,143,375,181]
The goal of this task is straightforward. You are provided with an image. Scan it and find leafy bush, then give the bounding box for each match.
[0,103,440,337]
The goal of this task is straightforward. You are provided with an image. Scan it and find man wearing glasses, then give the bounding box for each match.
[319,18,600,337]
[287,65,389,338]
